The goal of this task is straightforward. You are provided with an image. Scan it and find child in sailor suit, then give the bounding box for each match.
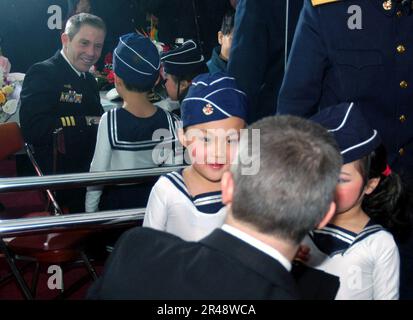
[85,33,180,212]
[143,72,247,241]
[302,102,409,300]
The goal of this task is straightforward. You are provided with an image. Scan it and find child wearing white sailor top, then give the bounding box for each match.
[302,102,410,300]
[143,72,247,241]
[156,40,207,115]
[85,33,180,213]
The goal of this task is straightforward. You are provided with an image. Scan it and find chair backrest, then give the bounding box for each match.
[0,122,24,160]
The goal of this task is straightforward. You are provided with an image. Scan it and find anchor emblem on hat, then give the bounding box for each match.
[203,103,214,116]
[382,0,392,10]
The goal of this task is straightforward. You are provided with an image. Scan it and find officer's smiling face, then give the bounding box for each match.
[62,24,105,73]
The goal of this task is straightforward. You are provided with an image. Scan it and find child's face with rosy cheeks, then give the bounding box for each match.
[180,117,246,183]
[334,160,380,215]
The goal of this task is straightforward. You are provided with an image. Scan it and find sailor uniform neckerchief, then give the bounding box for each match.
[164,169,224,214]
[107,107,178,152]
[310,219,385,257]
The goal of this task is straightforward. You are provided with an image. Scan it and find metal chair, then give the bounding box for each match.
[0,122,97,299]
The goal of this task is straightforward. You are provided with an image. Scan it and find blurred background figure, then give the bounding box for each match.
[228,0,304,124]
[207,9,235,74]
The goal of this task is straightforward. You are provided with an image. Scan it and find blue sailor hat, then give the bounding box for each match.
[161,40,206,77]
[310,102,381,164]
[181,72,248,128]
[113,33,160,90]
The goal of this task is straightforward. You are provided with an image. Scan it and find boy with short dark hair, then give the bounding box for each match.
[207,9,235,74]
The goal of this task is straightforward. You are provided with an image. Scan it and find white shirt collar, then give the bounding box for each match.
[60,49,85,78]
[221,224,292,271]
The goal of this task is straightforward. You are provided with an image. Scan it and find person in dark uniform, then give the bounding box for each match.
[278,0,413,299]
[19,13,106,212]
[87,115,341,300]
[227,0,304,124]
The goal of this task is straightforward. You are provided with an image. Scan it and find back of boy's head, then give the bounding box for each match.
[231,116,342,245]
[113,33,160,92]
[180,72,248,128]
[221,9,235,35]
[161,40,207,81]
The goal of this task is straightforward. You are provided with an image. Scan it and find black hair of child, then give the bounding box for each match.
[361,144,412,240]
[220,9,235,35]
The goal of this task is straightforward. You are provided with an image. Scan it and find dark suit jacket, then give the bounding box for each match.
[19,51,103,174]
[227,0,304,123]
[87,227,302,300]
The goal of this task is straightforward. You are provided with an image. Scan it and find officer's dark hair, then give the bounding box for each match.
[220,9,235,35]
[359,145,411,239]
[231,116,342,245]
[65,13,106,40]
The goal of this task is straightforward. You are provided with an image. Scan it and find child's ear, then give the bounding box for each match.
[364,177,381,195]
[221,171,234,206]
[218,31,224,45]
[114,74,122,88]
[316,201,336,229]
[178,128,187,148]
[179,80,191,92]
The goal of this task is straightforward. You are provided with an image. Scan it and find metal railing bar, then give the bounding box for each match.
[0,209,145,237]
[0,165,186,193]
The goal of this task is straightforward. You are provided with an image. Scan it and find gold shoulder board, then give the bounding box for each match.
[311,0,341,6]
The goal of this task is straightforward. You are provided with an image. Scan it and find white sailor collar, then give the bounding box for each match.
[164,170,224,214]
[310,219,385,257]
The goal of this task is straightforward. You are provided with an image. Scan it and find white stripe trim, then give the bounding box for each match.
[114,49,153,76]
[317,226,355,242]
[161,56,205,65]
[192,76,236,87]
[192,81,208,86]
[110,109,175,148]
[118,36,160,70]
[204,88,246,100]
[194,196,222,205]
[341,130,378,155]
[328,102,354,132]
[168,172,190,194]
[194,195,222,202]
[161,40,204,65]
[357,225,383,237]
[194,199,222,206]
[314,229,354,244]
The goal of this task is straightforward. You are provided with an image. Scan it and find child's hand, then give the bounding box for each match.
[294,245,310,263]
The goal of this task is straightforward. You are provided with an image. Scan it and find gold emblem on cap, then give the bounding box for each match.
[383,0,392,10]
[203,103,214,116]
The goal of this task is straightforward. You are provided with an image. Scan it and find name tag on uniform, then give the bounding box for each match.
[60,90,83,104]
